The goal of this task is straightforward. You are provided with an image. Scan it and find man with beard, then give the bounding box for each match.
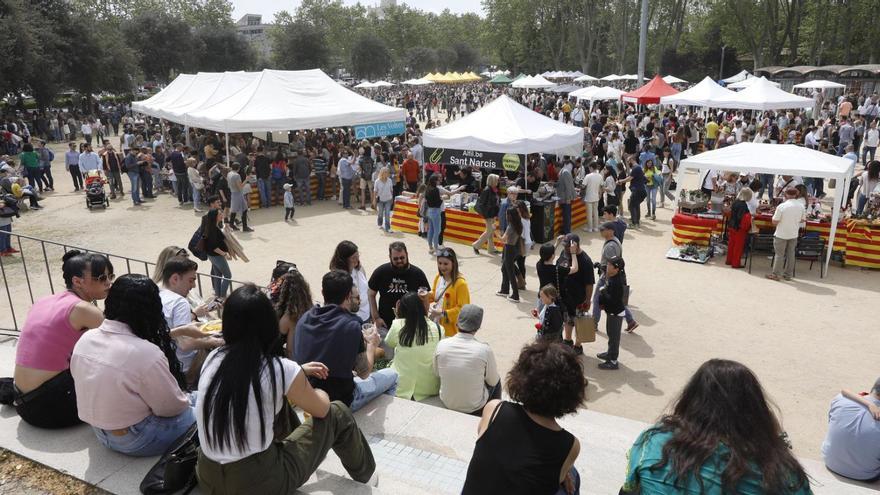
[368,241,429,330]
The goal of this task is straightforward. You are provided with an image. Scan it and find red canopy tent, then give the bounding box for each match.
[621,75,679,104]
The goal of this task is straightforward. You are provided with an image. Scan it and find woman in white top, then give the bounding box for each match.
[856,161,880,215]
[373,167,394,232]
[195,285,375,492]
[329,241,371,322]
[186,156,204,212]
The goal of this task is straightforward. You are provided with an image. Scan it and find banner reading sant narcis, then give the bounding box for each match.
[425,147,524,173]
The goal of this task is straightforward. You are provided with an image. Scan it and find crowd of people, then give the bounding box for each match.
[1,82,879,493]
[3,245,877,494]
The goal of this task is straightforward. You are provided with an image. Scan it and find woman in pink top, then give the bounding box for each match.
[11,251,111,428]
[71,274,199,456]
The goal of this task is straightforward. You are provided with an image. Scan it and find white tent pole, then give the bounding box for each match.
[225,132,230,168]
[825,174,844,271]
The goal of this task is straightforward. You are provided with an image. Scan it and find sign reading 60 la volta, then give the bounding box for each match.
[425,147,524,172]
[353,121,406,139]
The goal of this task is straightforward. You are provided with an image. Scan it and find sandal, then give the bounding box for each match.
[765,274,780,281]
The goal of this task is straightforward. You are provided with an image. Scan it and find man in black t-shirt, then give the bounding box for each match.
[368,241,429,329]
[555,234,595,355]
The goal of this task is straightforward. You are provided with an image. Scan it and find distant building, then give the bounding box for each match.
[756,64,880,95]
[236,14,272,60]
[369,0,397,19]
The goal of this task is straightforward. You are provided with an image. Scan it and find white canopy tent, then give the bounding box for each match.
[662,75,688,84]
[722,77,814,110]
[720,70,751,84]
[372,81,395,87]
[659,76,738,107]
[600,74,621,81]
[353,81,375,89]
[511,74,555,89]
[792,80,846,90]
[727,76,780,89]
[422,95,583,156]
[132,72,260,123]
[677,143,856,271]
[574,74,598,82]
[402,78,433,85]
[571,86,625,103]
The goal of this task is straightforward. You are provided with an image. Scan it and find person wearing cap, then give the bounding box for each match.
[592,222,638,332]
[432,304,500,415]
[596,256,626,370]
[821,379,880,482]
[283,183,295,221]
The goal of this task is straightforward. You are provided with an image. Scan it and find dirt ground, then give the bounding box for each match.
[1,138,878,463]
[0,448,105,494]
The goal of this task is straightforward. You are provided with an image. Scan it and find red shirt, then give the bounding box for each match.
[401,159,420,183]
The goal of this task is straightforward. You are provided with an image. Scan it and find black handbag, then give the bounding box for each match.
[139,423,199,495]
[188,227,208,261]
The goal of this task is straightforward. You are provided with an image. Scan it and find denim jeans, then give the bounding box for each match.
[350,368,398,412]
[315,174,327,200]
[629,188,646,225]
[0,224,10,252]
[863,146,877,165]
[127,172,141,204]
[152,167,161,191]
[857,194,869,215]
[759,174,774,200]
[208,254,232,296]
[552,467,581,495]
[591,276,634,326]
[191,185,202,210]
[426,207,442,249]
[671,142,682,165]
[341,178,353,208]
[175,173,191,203]
[646,186,658,216]
[257,178,271,207]
[93,393,196,457]
[377,199,392,231]
[560,201,572,234]
[296,179,311,204]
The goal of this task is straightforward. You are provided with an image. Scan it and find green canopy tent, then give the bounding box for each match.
[489,74,513,84]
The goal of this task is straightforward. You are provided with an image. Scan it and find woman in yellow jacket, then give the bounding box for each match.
[428,248,470,337]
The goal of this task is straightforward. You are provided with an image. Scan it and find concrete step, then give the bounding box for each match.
[1,342,878,494]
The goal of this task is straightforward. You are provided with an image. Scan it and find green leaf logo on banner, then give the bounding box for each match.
[502,153,521,172]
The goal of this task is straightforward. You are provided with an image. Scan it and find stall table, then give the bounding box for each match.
[672,212,880,267]
[248,176,333,208]
[391,198,586,250]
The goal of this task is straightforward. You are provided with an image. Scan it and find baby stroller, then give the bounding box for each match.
[84,170,109,209]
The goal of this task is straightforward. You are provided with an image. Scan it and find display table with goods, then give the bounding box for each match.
[670,188,880,268]
[390,193,586,249]
[247,175,333,208]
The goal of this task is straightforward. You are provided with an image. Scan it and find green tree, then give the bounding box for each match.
[123,12,195,82]
[404,47,438,76]
[452,43,480,71]
[194,26,257,72]
[271,20,330,70]
[351,33,392,79]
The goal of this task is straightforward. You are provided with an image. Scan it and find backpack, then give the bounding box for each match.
[188,226,208,261]
[359,155,374,180]
[0,194,20,218]
[47,149,55,162]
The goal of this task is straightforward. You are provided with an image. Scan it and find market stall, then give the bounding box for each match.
[390,197,586,249]
[676,143,857,271]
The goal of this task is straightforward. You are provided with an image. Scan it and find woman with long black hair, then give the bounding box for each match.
[71,274,199,456]
[330,240,371,322]
[621,359,812,494]
[385,292,442,401]
[202,208,232,297]
[196,285,375,492]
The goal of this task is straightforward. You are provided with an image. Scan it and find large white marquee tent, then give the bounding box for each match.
[659,76,738,107]
[511,74,556,89]
[422,95,583,156]
[679,143,856,271]
[723,77,814,110]
[132,69,406,133]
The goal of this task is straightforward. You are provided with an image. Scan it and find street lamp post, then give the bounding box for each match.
[719,45,727,81]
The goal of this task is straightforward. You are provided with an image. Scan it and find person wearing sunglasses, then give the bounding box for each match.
[428,248,470,337]
[9,250,113,429]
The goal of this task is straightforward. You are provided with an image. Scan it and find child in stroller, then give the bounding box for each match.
[84,170,109,209]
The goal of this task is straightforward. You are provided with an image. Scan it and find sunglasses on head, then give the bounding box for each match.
[436,249,454,258]
[276,260,298,272]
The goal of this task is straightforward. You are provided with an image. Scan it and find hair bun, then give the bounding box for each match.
[62,249,83,262]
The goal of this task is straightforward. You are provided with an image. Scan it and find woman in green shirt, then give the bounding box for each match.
[19,143,43,193]
[621,359,812,495]
[385,292,442,401]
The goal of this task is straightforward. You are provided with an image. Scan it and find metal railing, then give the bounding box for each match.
[0,232,258,335]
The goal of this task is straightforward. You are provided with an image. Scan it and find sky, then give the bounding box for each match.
[230,0,484,23]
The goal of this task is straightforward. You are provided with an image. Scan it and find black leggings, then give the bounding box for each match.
[437,211,447,245]
[500,243,521,299]
[15,369,82,429]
